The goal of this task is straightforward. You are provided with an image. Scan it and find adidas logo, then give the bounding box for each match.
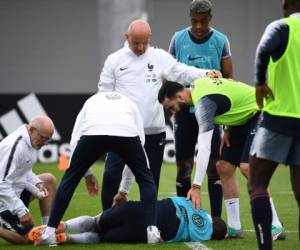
[0,94,70,163]
[0,93,61,140]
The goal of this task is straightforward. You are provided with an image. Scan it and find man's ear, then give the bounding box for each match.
[176,92,185,102]
[27,125,34,136]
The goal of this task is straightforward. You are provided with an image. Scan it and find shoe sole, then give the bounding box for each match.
[28,225,46,241]
[28,226,66,244]
[273,232,286,241]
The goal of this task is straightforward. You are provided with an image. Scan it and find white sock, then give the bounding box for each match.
[42,216,49,225]
[44,226,56,235]
[68,232,100,244]
[65,216,96,232]
[270,197,282,227]
[225,198,241,229]
[147,225,159,231]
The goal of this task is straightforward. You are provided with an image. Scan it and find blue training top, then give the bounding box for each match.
[167,196,213,242]
[173,27,228,70]
[172,27,228,113]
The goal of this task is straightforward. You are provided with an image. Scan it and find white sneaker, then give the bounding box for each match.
[34,230,57,247]
[147,225,163,244]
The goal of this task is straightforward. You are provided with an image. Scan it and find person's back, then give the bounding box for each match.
[167,196,213,242]
[191,77,258,126]
[81,92,142,137]
[264,16,300,120]
[70,92,144,149]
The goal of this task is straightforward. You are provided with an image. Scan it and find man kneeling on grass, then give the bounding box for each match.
[29,196,227,244]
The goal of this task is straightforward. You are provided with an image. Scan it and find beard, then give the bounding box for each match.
[177,102,189,113]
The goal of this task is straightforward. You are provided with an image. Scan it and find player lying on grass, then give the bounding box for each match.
[28,196,227,244]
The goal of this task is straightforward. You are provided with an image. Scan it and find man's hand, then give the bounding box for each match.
[219,129,231,155]
[20,212,34,226]
[187,185,202,210]
[112,191,128,207]
[85,174,99,196]
[207,70,222,78]
[36,183,49,197]
[255,84,274,109]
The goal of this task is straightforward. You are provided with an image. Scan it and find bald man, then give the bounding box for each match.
[98,19,220,210]
[0,116,56,244]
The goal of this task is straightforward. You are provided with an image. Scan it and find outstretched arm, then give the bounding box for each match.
[187,97,217,209]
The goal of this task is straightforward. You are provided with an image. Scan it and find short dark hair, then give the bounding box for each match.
[283,0,300,9]
[211,216,227,240]
[190,0,212,15]
[158,81,184,104]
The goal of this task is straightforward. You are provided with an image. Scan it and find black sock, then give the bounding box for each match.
[208,178,223,217]
[176,178,191,197]
[251,196,272,250]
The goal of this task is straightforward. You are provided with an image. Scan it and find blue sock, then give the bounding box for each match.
[208,178,223,217]
[176,178,191,197]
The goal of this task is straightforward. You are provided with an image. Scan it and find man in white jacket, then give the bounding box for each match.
[0,115,55,244]
[98,19,220,210]
[35,92,162,246]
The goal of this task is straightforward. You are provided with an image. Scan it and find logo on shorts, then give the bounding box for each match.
[192,214,204,228]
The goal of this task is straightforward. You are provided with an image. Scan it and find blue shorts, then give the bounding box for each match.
[174,107,220,161]
[220,113,261,166]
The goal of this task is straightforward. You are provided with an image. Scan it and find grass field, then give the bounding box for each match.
[0,161,298,250]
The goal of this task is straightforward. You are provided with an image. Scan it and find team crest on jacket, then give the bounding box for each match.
[106,93,121,100]
[192,214,204,228]
[148,63,154,71]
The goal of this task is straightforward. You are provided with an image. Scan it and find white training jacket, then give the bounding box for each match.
[0,125,41,218]
[70,92,145,150]
[98,45,210,135]
[70,92,146,178]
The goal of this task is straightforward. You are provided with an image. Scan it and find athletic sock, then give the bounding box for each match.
[251,196,272,250]
[65,216,96,232]
[68,232,100,243]
[225,198,241,229]
[176,178,191,197]
[44,226,56,235]
[208,178,223,217]
[42,216,49,225]
[269,197,282,228]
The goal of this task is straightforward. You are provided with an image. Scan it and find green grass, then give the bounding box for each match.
[0,162,298,250]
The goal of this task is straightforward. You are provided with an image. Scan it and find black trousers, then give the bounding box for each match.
[98,198,179,243]
[101,132,166,209]
[47,135,157,228]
